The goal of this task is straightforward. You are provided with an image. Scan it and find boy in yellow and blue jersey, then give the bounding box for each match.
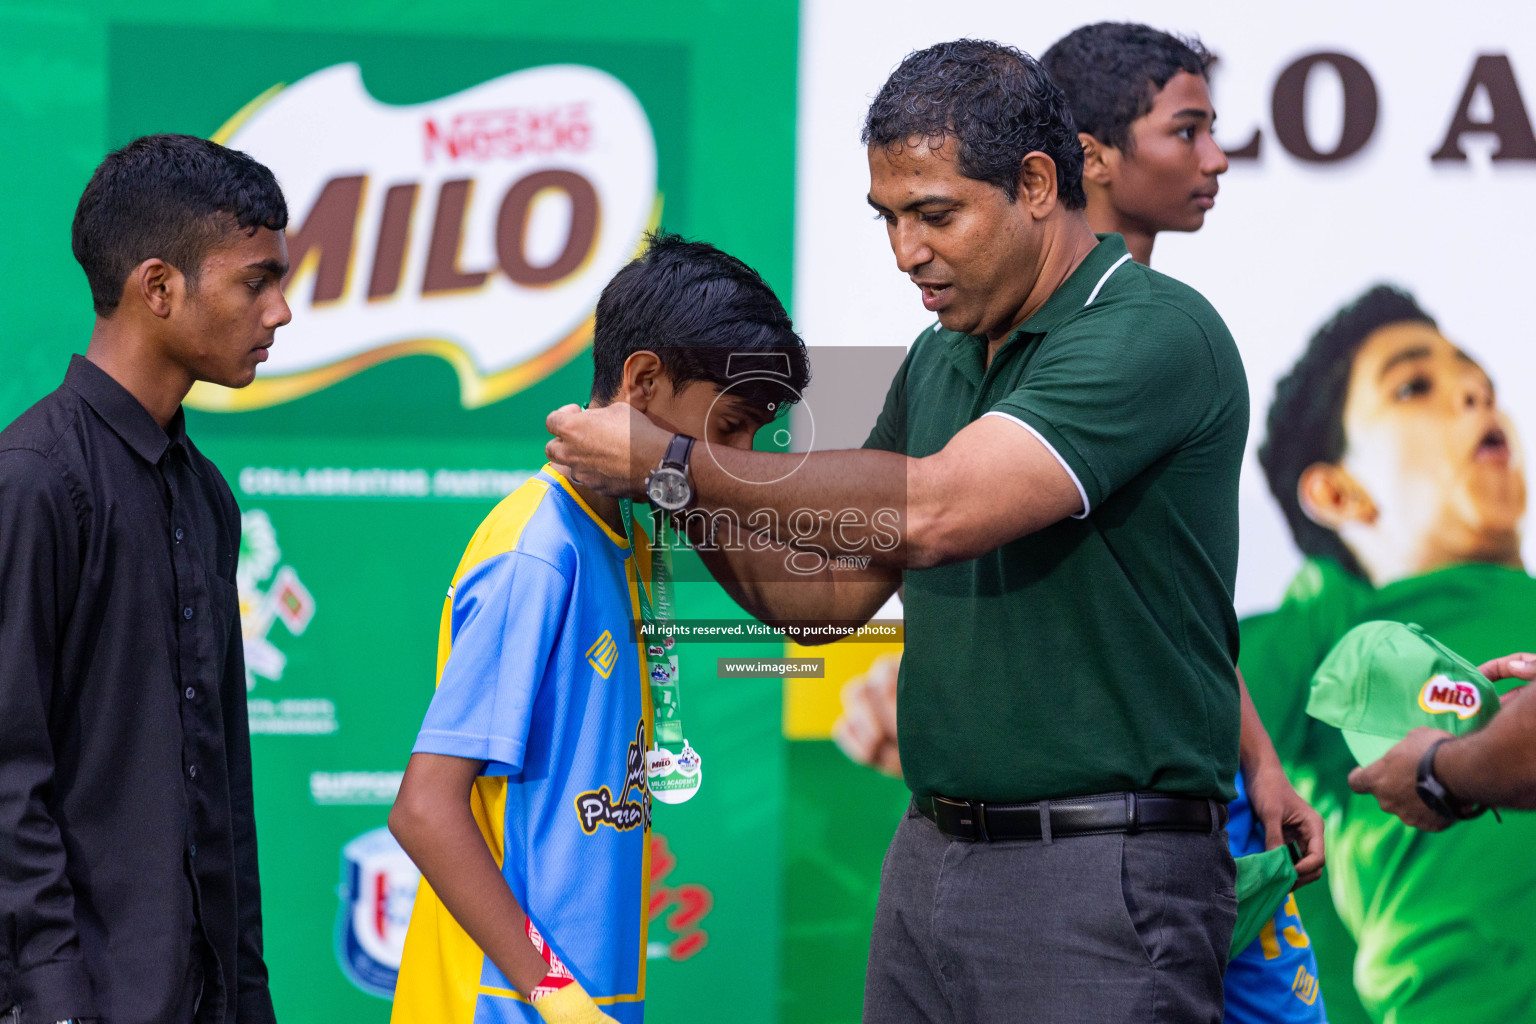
[387,233,810,1024]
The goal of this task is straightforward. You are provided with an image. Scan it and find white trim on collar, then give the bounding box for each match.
[1084,252,1133,307]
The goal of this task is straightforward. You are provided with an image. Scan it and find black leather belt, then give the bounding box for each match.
[913,791,1226,842]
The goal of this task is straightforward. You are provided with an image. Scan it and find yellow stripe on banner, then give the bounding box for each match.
[782,639,905,739]
[210,82,285,144]
[186,324,595,412]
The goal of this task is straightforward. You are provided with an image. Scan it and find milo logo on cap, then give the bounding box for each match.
[1418,675,1483,719]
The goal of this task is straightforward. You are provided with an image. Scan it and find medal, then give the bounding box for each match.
[620,499,701,804]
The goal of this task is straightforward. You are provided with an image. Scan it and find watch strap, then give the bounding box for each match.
[1416,737,1487,821]
[660,433,695,471]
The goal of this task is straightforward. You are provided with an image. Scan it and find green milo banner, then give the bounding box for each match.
[3,3,796,1021]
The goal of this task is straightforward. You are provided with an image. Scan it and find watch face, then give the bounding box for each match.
[647,467,691,510]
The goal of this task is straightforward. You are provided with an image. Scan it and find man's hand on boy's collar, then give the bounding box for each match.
[546,402,668,498]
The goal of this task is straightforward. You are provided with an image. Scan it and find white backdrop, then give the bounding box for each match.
[793,0,1536,615]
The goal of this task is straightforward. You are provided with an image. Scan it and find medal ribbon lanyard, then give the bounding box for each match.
[619,498,703,804]
[619,498,683,746]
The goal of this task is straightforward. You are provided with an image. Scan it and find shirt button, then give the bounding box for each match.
[175,527,185,542]
[184,687,196,700]
[189,844,197,858]
[187,764,198,779]
[183,606,194,620]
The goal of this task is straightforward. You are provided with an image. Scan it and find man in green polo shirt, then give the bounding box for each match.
[546,39,1246,1022]
[836,23,1330,1024]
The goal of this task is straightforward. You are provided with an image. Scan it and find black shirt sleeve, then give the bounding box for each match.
[0,450,100,1020]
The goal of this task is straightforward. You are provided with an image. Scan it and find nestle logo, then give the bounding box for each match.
[424,104,591,162]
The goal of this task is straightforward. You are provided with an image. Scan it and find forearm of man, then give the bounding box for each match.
[1435,697,1536,809]
[682,515,900,632]
[548,404,1080,567]
[389,753,551,994]
[678,416,1081,570]
[678,444,912,564]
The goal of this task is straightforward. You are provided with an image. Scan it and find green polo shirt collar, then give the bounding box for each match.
[1017,232,1133,336]
[940,233,1133,384]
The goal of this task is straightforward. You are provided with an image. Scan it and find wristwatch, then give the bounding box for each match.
[1415,737,1487,821]
[645,434,696,511]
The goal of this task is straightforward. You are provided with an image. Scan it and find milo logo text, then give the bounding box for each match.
[1418,675,1483,720]
[284,167,598,305]
[189,62,659,412]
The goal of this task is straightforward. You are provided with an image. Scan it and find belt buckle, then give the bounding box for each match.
[934,795,989,841]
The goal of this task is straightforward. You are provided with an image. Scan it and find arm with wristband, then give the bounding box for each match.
[1348,654,1536,828]
[1432,655,1536,810]
[390,548,619,1021]
[390,753,618,1022]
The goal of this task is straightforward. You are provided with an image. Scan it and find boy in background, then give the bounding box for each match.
[388,234,809,1024]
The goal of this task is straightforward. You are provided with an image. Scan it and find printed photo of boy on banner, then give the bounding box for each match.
[1240,284,1536,1024]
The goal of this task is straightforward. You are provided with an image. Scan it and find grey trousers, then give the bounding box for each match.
[864,804,1237,1024]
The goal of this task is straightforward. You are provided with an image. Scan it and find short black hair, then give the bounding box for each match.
[862,39,1087,209]
[1040,23,1215,154]
[72,133,288,316]
[1258,285,1437,579]
[591,232,810,417]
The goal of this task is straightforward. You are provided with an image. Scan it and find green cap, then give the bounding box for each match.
[1231,846,1298,959]
[1308,621,1500,765]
